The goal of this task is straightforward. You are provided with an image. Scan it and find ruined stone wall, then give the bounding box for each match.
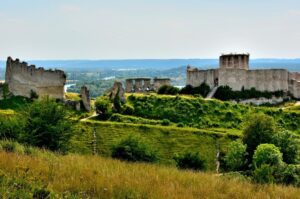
[186,66,218,88]
[153,78,171,91]
[218,69,289,92]
[219,54,249,70]
[289,72,300,82]
[5,57,66,99]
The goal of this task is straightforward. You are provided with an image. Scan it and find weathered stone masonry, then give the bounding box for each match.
[187,54,300,99]
[125,78,171,93]
[5,57,66,100]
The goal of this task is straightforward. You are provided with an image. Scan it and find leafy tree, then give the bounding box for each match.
[158,85,179,95]
[112,135,158,163]
[253,164,275,184]
[276,164,300,186]
[242,114,277,158]
[271,131,299,164]
[174,151,206,171]
[224,140,248,171]
[95,96,112,118]
[21,97,73,152]
[252,144,283,168]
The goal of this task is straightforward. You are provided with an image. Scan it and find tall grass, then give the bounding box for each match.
[0,148,299,198]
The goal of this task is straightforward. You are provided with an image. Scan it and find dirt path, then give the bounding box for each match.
[80,112,98,121]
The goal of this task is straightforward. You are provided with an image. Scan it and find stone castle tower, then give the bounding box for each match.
[219,54,249,70]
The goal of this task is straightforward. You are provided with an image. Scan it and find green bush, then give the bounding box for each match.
[157,85,179,95]
[276,164,300,186]
[122,104,134,115]
[180,83,211,97]
[252,144,283,168]
[112,135,158,163]
[271,131,299,164]
[0,115,25,140]
[253,164,275,184]
[174,151,206,171]
[224,140,248,171]
[161,119,170,126]
[95,96,112,118]
[20,97,73,152]
[242,114,277,158]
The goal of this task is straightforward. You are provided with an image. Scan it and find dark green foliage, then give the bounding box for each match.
[242,114,277,158]
[20,97,73,152]
[271,131,299,164]
[33,188,51,199]
[174,151,206,171]
[0,96,31,110]
[180,83,211,97]
[157,85,179,95]
[112,135,158,163]
[161,119,170,126]
[2,83,9,100]
[214,86,284,101]
[253,164,275,184]
[113,88,122,113]
[122,104,134,115]
[30,90,39,100]
[276,164,300,186]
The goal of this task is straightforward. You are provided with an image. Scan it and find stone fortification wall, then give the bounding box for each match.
[219,54,249,70]
[186,66,218,88]
[153,78,171,91]
[218,69,289,92]
[288,79,300,99]
[5,57,66,99]
[289,72,300,82]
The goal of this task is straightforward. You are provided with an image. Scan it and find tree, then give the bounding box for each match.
[252,144,283,168]
[242,114,277,158]
[272,131,299,164]
[21,97,73,152]
[224,140,248,171]
[95,96,112,118]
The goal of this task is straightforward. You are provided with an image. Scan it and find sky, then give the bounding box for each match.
[0,0,300,59]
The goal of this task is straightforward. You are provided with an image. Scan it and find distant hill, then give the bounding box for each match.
[0,59,300,72]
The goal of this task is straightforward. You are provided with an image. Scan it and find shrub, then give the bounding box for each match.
[253,164,275,184]
[242,114,277,158]
[95,96,112,118]
[253,144,283,168]
[180,83,211,97]
[33,188,51,199]
[20,97,73,152]
[271,131,299,164]
[157,85,179,95]
[122,104,134,115]
[224,140,248,171]
[112,135,158,163]
[276,164,300,186]
[174,151,206,171]
[161,119,170,126]
[0,115,25,140]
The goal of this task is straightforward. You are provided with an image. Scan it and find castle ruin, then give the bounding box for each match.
[5,57,66,100]
[125,77,171,93]
[187,54,300,99]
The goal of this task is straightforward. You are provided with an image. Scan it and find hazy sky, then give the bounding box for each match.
[0,0,300,59]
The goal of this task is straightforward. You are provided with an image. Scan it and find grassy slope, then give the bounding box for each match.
[78,120,239,170]
[1,148,300,199]
[125,94,300,133]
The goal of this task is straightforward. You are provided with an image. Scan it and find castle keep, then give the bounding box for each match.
[5,57,66,100]
[187,54,300,98]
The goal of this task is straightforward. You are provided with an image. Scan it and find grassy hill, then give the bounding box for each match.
[0,142,299,199]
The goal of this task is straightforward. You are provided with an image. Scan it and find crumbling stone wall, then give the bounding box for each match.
[110,81,125,103]
[5,57,66,99]
[80,86,91,111]
[186,66,218,88]
[125,78,169,93]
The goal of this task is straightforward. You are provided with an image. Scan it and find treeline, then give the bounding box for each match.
[158,83,210,97]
